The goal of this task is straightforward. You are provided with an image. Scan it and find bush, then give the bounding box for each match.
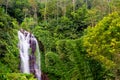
[0,73,36,80]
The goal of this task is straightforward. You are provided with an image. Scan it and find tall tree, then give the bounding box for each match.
[110,0,120,12]
[44,0,47,22]
[59,0,66,16]
[83,12,120,79]
[5,0,9,14]
[0,0,10,14]
[28,0,38,24]
[72,0,76,12]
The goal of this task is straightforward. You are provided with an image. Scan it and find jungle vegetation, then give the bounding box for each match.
[0,0,120,80]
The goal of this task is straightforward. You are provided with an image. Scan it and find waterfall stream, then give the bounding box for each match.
[18,29,41,80]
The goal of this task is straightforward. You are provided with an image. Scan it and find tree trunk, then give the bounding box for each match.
[5,0,9,14]
[44,0,47,22]
[72,0,75,12]
[63,0,66,16]
[33,7,38,24]
[85,0,88,9]
[56,0,58,24]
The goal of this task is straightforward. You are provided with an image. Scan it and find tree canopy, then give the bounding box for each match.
[0,0,120,80]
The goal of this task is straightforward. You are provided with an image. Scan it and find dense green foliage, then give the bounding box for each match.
[0,73,36,80]
[0,8,19,73]
[83,12,120,79]
[0,0,120,80]
[55,39,93,80]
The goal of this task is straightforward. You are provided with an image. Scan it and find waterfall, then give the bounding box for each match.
[18,29,41,80]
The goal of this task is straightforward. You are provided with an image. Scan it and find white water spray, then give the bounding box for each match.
[18,30,30,73]
[18,29,41,80]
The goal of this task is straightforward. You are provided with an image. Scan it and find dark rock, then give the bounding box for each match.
[41,72,49,80]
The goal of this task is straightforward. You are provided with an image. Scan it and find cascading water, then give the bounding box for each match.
[18,29,41,80]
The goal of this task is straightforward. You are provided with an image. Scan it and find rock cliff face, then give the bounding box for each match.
[41,72,49,80]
